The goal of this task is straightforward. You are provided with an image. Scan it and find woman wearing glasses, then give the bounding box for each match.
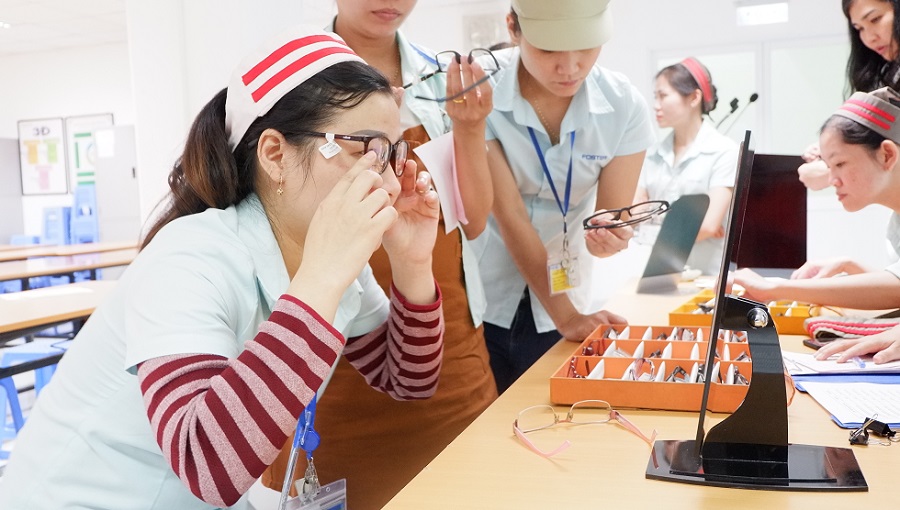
[634,58,738,276]
[0,26,444,510]
[476,0,655,393]
[735,87,900,349]
[261,2,498,508]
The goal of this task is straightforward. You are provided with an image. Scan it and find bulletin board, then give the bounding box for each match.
[18,117,68,195]
[65,113,115,190]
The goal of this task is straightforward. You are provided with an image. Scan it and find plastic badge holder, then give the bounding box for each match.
[549,324,751,413]
[668,289,821,335]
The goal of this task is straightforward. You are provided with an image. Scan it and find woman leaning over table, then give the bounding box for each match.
[799,0,900,189]
[261,1,498,508]
[476,0,656,393]
[735,87,900,314]
[0,25,443,510]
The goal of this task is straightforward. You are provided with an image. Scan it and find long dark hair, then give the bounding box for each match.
[141,61,391,248]
[657,62,719,115]
[843,0,900,93]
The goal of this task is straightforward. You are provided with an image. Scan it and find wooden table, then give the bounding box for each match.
[384,283,896,510]
[0,240,137,263]
[0,248,137,290]
[0,280,116,378]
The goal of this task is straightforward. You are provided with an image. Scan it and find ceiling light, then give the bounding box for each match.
[0,21,12,29]
[735,0,789,26]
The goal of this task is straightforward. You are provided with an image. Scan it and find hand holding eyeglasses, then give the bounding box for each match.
[442,53,493,125]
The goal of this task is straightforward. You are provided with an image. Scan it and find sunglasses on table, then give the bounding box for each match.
[401,48,500,103]
[583,200,670,230]
[297,131,408,176]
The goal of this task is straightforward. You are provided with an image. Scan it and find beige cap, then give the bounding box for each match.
[512,0,612,51]
[833,87,900,144]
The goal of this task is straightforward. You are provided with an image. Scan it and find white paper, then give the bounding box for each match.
[412,131,460,233]
[782,351,900,375]
[800,381,900,425]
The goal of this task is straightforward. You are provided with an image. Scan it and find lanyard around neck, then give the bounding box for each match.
[528,128,576,236]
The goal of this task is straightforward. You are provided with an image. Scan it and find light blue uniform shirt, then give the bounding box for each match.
[0,194,388,510]
[639,120,738,275]
[474,47,655,333]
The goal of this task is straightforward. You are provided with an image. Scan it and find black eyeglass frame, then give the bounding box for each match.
[582,200,670,230]
[402,48,501,103]
[296,131,408,176]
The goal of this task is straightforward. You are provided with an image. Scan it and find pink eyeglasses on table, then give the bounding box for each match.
[513,400,658,458]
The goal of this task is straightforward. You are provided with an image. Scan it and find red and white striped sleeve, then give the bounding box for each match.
[343,283,444,400]
[135,289,443,507]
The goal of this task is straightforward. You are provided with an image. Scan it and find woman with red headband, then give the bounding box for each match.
[0,25,444,509]
[736,87,900,329]
[799,0,900,189]
[634,58,739,276]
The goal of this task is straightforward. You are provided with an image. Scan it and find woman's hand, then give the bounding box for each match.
[584,224,633,258]
[732,268,782,302]
[791,257,864,280]
[381,159,440,263]
[815,324,900,364]
[557,309,628,342]
[292,152,399,312]
[444,56,492,127]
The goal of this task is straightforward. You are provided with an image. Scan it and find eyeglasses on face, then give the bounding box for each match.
[297,131,408,176]
[402,48,500,103]
[583,200,670,230]
[513,400,657,458]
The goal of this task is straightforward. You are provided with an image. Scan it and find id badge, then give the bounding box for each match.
[547,255,580,295]
[287,479,348,510]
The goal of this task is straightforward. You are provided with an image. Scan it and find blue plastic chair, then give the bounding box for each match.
[0,341,70,459]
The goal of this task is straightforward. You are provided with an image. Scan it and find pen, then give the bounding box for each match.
[850,356,866,369]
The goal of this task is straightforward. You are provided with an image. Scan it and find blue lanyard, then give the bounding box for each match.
[292,395,320,460]
[528,128,576,236]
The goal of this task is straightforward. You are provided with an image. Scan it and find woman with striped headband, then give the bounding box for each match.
[735,87,900,325]
[634,58,739,277]
[0,25,444,509]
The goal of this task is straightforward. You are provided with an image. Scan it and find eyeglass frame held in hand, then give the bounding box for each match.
[296,131,408,176]
[583,200,670,230]
[402,48,500,103]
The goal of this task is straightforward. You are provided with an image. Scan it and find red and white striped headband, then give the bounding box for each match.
[680,57,714,112]
[225,25,365,150]
[833,87,900,144]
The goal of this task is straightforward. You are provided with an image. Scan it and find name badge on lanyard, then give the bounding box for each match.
[529,128,580,295]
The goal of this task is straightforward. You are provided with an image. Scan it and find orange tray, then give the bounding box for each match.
[668,290,820,335]
[549,323,750,413]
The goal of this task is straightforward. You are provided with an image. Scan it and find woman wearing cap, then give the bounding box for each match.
[799,0,900,190]
[261,1,498,508]
[476,0,655,393]
[634,58,738,276]
[735,88,900,313]
[0,26,444,510]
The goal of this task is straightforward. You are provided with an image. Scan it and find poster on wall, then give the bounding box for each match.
[65,113,115,190]
[18,117,68,195]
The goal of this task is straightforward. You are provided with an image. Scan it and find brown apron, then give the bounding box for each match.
[262,124,497,509]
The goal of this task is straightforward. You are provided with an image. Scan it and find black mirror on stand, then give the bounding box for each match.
[644,131,868,491]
